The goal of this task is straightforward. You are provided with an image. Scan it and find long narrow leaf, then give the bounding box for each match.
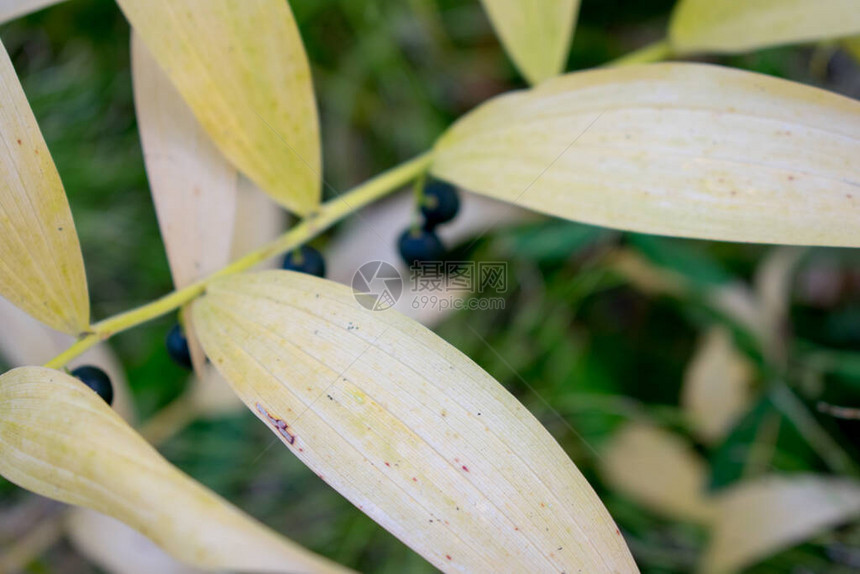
[432,63,860,247]
[703,475,860,573]
[132,33,238,291]
[116,0,320,215]
[0,366,349,573]
[670,0,860,55]
[0,40,89,333]
[479,0,579,85]
[192,270,637,573]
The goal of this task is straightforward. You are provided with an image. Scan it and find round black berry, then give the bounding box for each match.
[398,228,445,267]
[166,323,193,370]
[71,365,114,406]
[420,181,460,228]
[282,245,326,277]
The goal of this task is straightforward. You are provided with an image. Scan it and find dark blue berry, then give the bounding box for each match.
[421,181,460,228]
[282,245,326,277]
[71,365,114,406]
[398,228,445,266]
[166,323,193,370]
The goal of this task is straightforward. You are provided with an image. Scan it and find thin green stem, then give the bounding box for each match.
[607,39,673,67]
[770,384,860,478]
[411,169,428,232]
[43,152,434,370]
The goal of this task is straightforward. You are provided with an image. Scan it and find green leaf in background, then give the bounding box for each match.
[433,63,860,247]
[0,38,90,334]
[115,0,321,215]
[670,0,860,55]
[708,393,811,492]
[627,234,734,287]
[504,219,608,263]
[479,0,579,85]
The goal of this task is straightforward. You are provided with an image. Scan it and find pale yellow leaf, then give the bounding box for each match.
[599,422,714,523]
[185,176,288,417]
[670,0,860,55]
[479,0,579,85]
[230,175,288,267]
[0,39,89,333]
[0,0,67,23]
[0,366,349,573]
[681,327,754,445]
[116,0,320,215]
[133,33,241,382]
[132,34,237,290]
[703,475,860,573]
[66,509,205,574]
[432,63,860,247]
[192,270,637,573]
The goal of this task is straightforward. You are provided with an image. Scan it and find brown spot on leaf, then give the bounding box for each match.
[461,465,469,472]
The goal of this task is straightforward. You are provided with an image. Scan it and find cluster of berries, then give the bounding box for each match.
[72,180,461,406]
[398,180,460,266]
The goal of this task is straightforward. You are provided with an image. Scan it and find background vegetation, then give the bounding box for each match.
[1,0,859,571]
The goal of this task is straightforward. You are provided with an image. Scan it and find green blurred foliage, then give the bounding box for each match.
[1,0,860,572]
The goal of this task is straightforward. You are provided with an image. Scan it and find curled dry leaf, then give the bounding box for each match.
[132,33,240,380]
[599,422,714,524]
[116,0,320,215]
[479,0,579,85]
[703,474,860,573]
[670,0,860,55]
[681,327,754,445]
[192,270,637,573]
[0,0,68,24]
[0,40,89,334]
[432,63,860,247]
[0,367,350,574]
